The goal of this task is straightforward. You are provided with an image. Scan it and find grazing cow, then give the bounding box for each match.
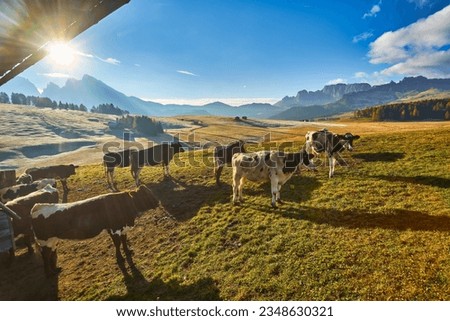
[16,173,33,185]
[25,164,78,192]
[232,149,314,208]
[0,179,56,203]
[305,129,360,178]
[213,140,246,185]
[31,185,158,276]
[130,142,185,186]
[103,149,132,190]
[5,185,59,255]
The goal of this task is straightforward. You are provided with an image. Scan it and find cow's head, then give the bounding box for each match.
[170,142,185,154]
[340,133,360,151]
[130,185,159,214]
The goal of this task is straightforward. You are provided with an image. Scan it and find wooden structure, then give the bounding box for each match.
[0,170,18,262]
[0,0,130,86]
[0,169,16,189]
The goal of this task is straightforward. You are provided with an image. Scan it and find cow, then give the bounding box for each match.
[103,149,132,191]
[231,149,314,208]
[16,173,33,185]
[0,179,57,203]
[31,185,158,276]
[305,129,360,178]
[130,142,185,186]
[213,140,246,185]
[5,185,59,255]
[25,164,78,192]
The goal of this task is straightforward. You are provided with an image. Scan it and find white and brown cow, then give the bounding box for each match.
[5,185,59,255]
[31,185,158,276]
[232,149,313,208]
[25,164,78,192]
[305,129,360,178]
[0,179,56,203]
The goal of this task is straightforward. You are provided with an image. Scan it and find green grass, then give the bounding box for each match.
[1,126,449,300]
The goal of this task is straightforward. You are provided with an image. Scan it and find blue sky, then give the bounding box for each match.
[19,0,450,105]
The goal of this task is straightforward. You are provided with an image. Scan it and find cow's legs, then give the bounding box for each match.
[41,246,59,277]
[24,231,34,254]
[214,161,224,186]
[132,168,142,187]
[61,179,69,192]
[238,177,245,202]
[276,183,283,204]
[108,231,125,265]
[163,163,170,177]
[232,173,241,204]
[270,178,280,208]
[329,155,336,178]
[121,234,135,267]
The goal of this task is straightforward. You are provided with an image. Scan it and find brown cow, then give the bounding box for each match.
[5,185,59,255]
[31,185,158,276]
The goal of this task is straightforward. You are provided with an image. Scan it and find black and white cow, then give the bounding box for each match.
[130,142,185,186]
[31,185,158,276]
[103,149,132,191]
[305,129,360,178]
[5,185,59,255]
[213,140,246,185]
[232,149,314,208]
[25,164,78,192]
[0,179,56,203]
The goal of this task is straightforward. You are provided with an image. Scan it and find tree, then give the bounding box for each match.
[11,93,27,105]
[0,92,9,103]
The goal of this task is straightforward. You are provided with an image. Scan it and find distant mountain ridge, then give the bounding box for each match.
[271,76,450,120]
[3,74,450,120]
[275,83,372,108]
[0,76,40,97]
[40,74,284,118]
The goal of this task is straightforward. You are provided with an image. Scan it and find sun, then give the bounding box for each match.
[46,41,76,66]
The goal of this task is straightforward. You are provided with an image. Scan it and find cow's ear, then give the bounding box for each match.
[354,135,360,140]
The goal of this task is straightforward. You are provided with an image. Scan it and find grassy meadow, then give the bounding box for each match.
[1,119,449,300]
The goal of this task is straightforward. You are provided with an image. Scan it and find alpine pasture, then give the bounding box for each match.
[0,106,449,300]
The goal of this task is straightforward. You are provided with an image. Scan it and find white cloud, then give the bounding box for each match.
[368,5,450,77]
[363,2,382,19]
[326,78,347,85]
[40,72,71,78]
[354,71,369,79]
[177,70,198,76]
[75,50,120,65]
[353,31,374,43]
[407,0,429,9]
[101,57,121,65]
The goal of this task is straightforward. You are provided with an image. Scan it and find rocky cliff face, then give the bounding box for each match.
[275,82,371,108]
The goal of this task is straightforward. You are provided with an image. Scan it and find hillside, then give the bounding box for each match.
[1,119,449,300]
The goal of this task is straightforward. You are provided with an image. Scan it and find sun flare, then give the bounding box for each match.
[46,41,76,66]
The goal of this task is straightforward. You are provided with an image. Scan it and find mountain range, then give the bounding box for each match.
[271,76,450,120]
[1,74,449,120]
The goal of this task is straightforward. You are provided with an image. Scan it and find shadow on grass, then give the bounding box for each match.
[0,251,59,300]
[244,175,322,203]
[373,175,450,188]
[285,207,450,232]
[352,152,405,162]
[145,177,225,221]
[109,263,221,300]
